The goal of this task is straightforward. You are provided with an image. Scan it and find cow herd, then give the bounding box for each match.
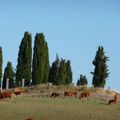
[0,88,119,106]
[25,91,120,120]
[0,88,119,120]
[51,90,120,105]
[51,91,91,100]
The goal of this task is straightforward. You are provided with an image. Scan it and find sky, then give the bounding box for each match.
[0,0,120,92]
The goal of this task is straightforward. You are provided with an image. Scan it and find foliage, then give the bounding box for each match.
[32,33,50,85]
[91,46,109,88]
[65,60,72,85]
[77,74,88,86]
[0,47,3,82]
[49,54,60,85]
[42,42,50,83]
[59,59,67,85]
[3,61,15,88]
[16,32,32,86]
[49,54,72,85]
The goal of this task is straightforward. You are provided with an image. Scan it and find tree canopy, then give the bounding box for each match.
[16,32,32,86]
[77,74,88,86]
[49,55,72,85]
[91,46,109,88]
[3,61,15,89]
[32,33,50,85]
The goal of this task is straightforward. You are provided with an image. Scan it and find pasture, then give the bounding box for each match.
[0,95,120,120]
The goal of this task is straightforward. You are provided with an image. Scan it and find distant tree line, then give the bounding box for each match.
[0,32,109,89]
[0,32,72,89]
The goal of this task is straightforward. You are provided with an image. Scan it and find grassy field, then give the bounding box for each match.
[0,96,120,120]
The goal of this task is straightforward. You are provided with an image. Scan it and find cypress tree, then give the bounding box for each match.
[77,79,80,86]
[65,60,72,85]
[49,55,72,86]
[0,47,3,86]
[16,32,32,86]
[32,33,50,85]
[77,74,88,86]
[42,42,50,83]
[49,54,60,85]
[3,61,15,89]
[91,46,109,88]
[59,59,67,85]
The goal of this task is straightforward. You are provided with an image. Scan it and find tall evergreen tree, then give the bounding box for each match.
[91,46,109,88]
[16,32,32,86]
[3,61,15,89]
[42,42,50,83]
[77,79,80,86]
[0,47,2,78]
[65,60,72,85]
[77,74,88,86]
[59,59,67,85]
[32,33,50,85]
[49,55,72,86]
[49,54,60,85]
[0,47,3,86]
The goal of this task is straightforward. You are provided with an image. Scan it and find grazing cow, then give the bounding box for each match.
[0,91,13,100]
[14,88,22,96]
[79,91,91,100]
[64,91,77,97]
[108,94,119,105]
[108,99,116,105]
[51,92,61,98]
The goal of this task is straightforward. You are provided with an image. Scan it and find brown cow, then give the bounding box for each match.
[108,99,116,105]
[64,91,77,97]
[108,94,119,105]
[0,91,13,100]
[14,88,22,96]
[51,92,61,98]
[79,91,91,100]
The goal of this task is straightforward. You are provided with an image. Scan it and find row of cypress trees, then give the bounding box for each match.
[0,32,109,88]
[16,32,51,86]
[0,32,73,88]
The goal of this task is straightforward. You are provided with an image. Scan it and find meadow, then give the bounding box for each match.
[0,95,120,120]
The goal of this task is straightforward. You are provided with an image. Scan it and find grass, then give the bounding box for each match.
[0,96,120,120]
